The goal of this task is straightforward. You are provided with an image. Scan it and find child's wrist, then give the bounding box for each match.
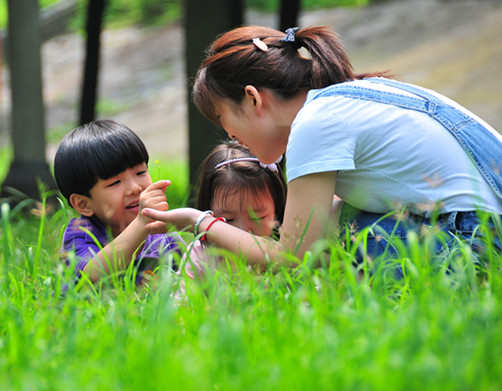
[133,214,153,235]
[194,210,214,236]
[200,216,226,242]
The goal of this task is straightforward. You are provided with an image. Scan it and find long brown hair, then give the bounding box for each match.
[197,141,287,225]
[193,25,386,124]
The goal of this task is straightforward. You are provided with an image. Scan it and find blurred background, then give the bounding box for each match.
[0,0,501,197]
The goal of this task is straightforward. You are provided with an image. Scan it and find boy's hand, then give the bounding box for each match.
[138,180,171,233]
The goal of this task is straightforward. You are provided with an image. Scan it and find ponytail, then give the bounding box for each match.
[193,25,385,124]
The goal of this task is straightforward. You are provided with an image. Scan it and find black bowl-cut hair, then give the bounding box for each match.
[54,120,149,203]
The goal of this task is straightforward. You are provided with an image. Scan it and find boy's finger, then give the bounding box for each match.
[144,194,168,204]
[147,180,171,191]
[143,197,167,209]
[148,201,169,211]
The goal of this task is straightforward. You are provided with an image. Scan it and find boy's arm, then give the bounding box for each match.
[82,180,170,283]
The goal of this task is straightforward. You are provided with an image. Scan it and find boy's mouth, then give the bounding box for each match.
[126,202,139,210]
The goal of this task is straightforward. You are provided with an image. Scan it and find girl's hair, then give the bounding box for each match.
[197,141,287,224]
[193,25,386,124]
[54,119,149,202]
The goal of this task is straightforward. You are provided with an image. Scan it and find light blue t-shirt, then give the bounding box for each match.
[286,79,502,215]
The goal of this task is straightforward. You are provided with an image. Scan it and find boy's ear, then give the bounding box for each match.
[69,193,95,217]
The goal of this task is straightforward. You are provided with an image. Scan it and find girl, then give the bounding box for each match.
[145,25,502,266]
[183,141,286,276]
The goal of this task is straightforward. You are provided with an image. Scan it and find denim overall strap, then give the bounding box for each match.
[311,79,502,199]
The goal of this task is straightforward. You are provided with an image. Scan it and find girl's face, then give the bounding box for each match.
[214,98,287,164]
[210,186,277,237]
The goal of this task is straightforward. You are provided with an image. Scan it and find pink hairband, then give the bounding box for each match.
[215,156,282,173]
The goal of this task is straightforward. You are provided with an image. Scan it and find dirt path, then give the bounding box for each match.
[1,0,501,162]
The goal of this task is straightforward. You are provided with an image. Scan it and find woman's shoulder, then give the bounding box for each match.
[293,81,390,134]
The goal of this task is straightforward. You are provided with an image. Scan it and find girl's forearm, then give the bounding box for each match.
[197,217,290,267]
[141,207,304,267]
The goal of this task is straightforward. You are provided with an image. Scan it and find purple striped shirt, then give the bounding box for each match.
[61,216,181,284]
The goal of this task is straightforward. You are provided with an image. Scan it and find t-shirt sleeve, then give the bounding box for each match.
[286,96,358,182]
[61,219,103,278]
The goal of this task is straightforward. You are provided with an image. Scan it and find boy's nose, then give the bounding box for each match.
[127,179,143,195]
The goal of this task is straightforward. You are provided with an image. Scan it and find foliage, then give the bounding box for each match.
[91,0,181,28]
[0,147,12,184]
[0,0,60,28]
[0,186,502,389]
[1,0,370,30]
[248,0,369,12]
[149,158,189,210]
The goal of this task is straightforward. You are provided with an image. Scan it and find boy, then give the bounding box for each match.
[54,120,180,284]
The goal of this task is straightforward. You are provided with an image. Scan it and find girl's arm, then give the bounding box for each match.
[143,172,337,266]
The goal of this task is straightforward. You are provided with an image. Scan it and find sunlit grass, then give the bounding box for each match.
[0,147,12,184]
[0,188,501,389]
[1,144,502,390]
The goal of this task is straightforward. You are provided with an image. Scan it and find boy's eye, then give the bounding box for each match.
[136,170,147,176]
[107,179,120,187]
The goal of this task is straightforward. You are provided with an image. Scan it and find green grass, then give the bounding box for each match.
[149,158,188,210]
[1,185,502,389]
[2,148,502,390]
[0,147,12,184]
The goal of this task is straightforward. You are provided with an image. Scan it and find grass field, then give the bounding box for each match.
[1,155,502,389]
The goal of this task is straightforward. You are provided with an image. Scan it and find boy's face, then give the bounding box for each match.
[211,186,277,237]
[87,163,152,236]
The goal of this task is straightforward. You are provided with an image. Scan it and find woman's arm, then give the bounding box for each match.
[143,172,337,266]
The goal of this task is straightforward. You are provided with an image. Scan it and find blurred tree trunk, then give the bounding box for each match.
[279,0,301,31]
[184,0,243,205]
[79,0,107,125]
[1,0,55,204]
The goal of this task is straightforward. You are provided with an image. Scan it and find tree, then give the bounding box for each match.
[184,0,244,204]
[279,0,301,32]
[79,0,107,125]
[0,0,55,204]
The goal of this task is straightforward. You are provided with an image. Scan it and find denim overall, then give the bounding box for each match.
[311,78,502,261]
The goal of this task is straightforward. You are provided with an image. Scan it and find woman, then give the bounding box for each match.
[144,25,502,265]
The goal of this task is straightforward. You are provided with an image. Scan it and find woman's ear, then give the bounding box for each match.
[69,193,95,217]
[243,85,263,112]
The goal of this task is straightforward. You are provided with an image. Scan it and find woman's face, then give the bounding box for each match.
[214,97,286,164]
[210,186,277,237]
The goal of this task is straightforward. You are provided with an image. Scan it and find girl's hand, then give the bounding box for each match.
[142,207,201,232]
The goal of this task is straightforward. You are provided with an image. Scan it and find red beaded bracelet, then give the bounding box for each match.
[201,217,226,242]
